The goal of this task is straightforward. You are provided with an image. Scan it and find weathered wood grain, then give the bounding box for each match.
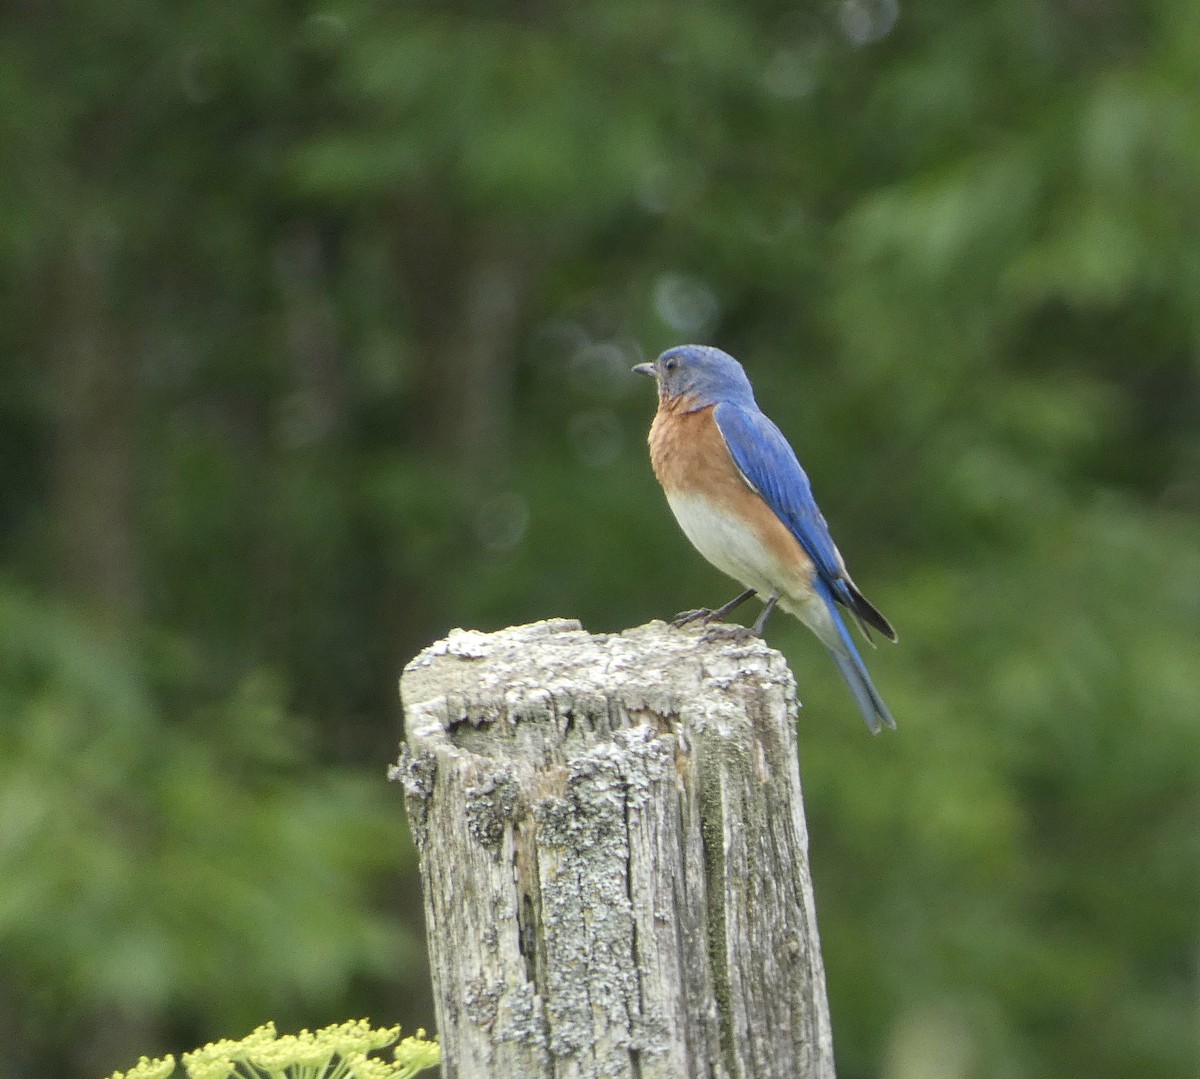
[391,618,835,1079]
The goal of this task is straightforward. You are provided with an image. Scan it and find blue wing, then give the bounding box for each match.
[713,401,896,642]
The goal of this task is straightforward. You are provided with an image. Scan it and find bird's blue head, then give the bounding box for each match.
[632,345,756,410]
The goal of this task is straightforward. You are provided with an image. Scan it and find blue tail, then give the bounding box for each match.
[817,582,896,733]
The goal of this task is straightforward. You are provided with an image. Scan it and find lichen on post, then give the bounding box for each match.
[391,618,836,1079]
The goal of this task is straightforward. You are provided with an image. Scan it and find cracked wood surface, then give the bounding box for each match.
[391,619,836,1079]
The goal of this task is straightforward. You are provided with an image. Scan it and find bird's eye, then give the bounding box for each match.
[664,357,678,371]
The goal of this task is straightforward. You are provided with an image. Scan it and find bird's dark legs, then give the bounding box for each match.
[673,586,779,635]
[706,586,758,622]
[672,587,757,628]
[750,591,781,636]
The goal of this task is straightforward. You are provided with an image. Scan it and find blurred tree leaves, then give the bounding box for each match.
[0,589,414,1077]
[0,1,1197,1078]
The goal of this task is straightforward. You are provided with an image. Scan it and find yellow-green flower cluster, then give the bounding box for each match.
[107,1056,176,1079]
[103,1020,439,1079]
[391,1031,441,1079]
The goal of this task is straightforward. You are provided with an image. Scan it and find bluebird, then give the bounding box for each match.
[634,345,898,732]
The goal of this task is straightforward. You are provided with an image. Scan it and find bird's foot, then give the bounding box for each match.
[671,611,754,642]
[671,608,714,628]
[718,623,754,641]
[671,587,758,630]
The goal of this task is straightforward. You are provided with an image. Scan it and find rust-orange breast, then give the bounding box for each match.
[647,400,816,598]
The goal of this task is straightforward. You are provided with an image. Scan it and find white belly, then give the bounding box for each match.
[665,491,788,597]
[664,490,836,644]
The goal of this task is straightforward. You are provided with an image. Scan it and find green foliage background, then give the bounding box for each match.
[1,2,1197,1077]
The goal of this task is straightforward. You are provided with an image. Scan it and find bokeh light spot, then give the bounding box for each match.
[473,492,529,552]
[838,0,899,46]
[652,273,719,336]
[569,341,636,398]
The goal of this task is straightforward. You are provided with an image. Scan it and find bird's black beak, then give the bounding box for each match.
[632,362,656,378]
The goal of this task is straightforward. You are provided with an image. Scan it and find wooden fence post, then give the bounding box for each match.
[391,619,836,1079]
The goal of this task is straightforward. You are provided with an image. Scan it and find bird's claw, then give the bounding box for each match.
[671,608,714,628]
[672,611,752,643]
